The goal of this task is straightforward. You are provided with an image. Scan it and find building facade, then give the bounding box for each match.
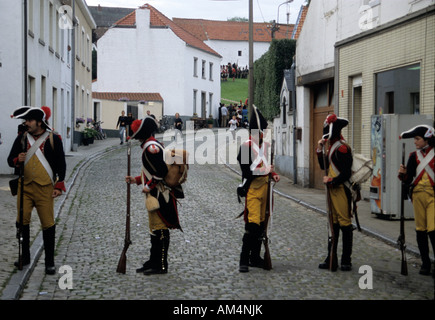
[93,4,222,124]
[0,0,95,174]
[274,0,434,194]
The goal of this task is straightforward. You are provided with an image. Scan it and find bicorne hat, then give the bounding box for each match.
[129,116,158,140]
[249,105,268,132]
[400,125,435,140]
[322,113,348,141]
[11,106,52,131]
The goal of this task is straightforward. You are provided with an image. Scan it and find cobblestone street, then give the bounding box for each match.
[18,139,434,303]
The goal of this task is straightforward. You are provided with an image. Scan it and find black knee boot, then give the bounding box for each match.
[416,230,431,275]
[42,225,56,275]
[136,231,160,273]
[340,225,353,271]
[319,223,339,271]
[427,231,435,278]
[14,223,30,268]
[239,223,260,273]
[143,229,169,275]
[250,223,264,268]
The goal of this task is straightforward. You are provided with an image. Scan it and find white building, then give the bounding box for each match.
[172,18,296,68]
[0,0,95,174]
[93,4,222,125]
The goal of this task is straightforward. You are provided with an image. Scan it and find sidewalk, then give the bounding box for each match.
[0,134,422,300]
[0,137,122,300]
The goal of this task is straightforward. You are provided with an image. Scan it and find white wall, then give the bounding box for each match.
[0,0,23,174]
[206,39,270,67]
[96,8,221,120]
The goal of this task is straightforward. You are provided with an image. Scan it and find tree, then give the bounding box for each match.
[253,39,296,120]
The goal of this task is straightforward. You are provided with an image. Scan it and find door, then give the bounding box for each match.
[310,80,334,189]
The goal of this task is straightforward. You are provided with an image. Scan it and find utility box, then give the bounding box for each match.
[370,114,434,219]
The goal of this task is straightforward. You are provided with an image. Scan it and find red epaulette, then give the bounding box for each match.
[338,144,349,154]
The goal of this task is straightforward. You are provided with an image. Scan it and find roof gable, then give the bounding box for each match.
[92,92,163,102]
[172,18,296,42]
[113,4,221,58]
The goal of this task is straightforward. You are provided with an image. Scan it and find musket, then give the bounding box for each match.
[398,143,408,276]
[116,127,132,274]
[17,133,27,271]
[263,139,275,271]
[322,142,338,271]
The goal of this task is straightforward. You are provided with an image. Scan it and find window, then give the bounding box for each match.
[209,62,213,81]
[238,50,242,56]
[375,64,420,114]
[28,0,34,33]
[193,90,197,114]
[193,57,198,77]
[202,60,206,79]
[282,97,287,125]
[39,0,44,42]
[49,2,53,48]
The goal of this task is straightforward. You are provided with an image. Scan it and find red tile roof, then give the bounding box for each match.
[172,18,296,42]
[291,5,308,40]
[113,4,221,58]
[92,92,163,102]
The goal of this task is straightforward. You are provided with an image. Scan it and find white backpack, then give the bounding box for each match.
[329,141,373,201]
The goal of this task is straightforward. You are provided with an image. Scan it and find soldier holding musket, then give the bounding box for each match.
[7,106,66,275]
[237,106,280,273]
[316,114,353,272]
[398,125,435,276]
[125,116,183,275]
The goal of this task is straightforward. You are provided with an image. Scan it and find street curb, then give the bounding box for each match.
[1,144,121,300]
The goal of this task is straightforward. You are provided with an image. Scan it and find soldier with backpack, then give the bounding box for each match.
[316,114,354,271]
[125,116,184,275]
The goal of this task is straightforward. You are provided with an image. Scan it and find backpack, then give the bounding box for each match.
[143,141,189,187]
[329,140,373,202]
[163,148,189,187]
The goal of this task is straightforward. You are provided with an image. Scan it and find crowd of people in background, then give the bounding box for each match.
[218,99,249,129]
[221,62,249,81]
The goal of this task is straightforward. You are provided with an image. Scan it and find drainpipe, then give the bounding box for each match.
[23,0,28,105]
[291,57,297,184]
[71,0,76,151]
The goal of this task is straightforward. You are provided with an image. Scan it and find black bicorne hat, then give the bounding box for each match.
[129,116,159,140]
[11,106,52,130]
[400,125,434,140]
[249,105,268,132]
[322,113,348,141]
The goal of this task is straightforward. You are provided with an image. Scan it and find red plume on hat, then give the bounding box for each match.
[322,113,348,141]
[130,119,142,134]
[41,106,51,121]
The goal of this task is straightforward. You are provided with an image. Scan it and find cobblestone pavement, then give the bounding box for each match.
[18,141,434,302]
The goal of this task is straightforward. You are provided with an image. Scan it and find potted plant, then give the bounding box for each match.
[83,127,98,145]
[207,115,214,128]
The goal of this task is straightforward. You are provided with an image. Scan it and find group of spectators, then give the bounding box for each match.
[218,100,249,129]
[221,63,249,81]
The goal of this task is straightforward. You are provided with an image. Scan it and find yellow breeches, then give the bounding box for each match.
[412,188,435,232]
[246,179,269,226]
[328,185,351,227]
[148,210,168,232]
[16,181,55,230]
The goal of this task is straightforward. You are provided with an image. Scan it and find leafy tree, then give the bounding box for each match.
[253,39,296,120]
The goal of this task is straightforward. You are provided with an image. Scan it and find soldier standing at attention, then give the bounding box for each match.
[237,106,280,273]
[316,114,353,272]
[8,106,66,275]
[398,125,435,276]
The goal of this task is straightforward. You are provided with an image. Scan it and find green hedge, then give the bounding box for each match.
[253,39,296,120]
